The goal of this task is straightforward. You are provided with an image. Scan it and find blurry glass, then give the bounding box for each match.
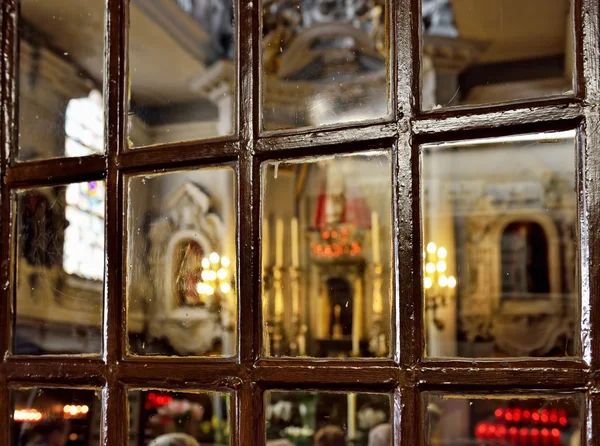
[421,131,578,358]
[14,182,105,355]
[128,389,230,445]
[128,0,235,148]
[261,152,392,358]
[11,387,101,445]
[126,167,237,357]
[421,0,574,109]
[262,0,389,130]
[17,0,105,161]
[266,391,391,445]
[424,393,583,446]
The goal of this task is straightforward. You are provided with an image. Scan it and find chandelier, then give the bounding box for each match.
[423,242,456,330]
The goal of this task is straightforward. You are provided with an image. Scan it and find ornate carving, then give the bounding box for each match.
[147,182,232,356]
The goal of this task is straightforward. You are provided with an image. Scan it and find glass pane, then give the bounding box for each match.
[421,131,578,358]
[17,0,105,161]
[11,387,101,445]
[128,389,230,445]
[128,0,235,148]
[126,167,237,357]
[424,393,583,446]
[262,0,390,130]
[266,391,391,446]
[14,182,105,355]
[261,152,392,358]
[421,0,574,110]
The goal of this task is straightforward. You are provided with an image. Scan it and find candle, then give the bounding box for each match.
[291,217,299,267]
[347,393,357,440]
[263,216,270,266]
[275,218,284,267]
[371,211,380,264]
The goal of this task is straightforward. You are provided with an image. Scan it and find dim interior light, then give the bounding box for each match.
[63,405,89,418]
[447,276,457,288]
[201,270,217,281]
[209,252,220,264]
[438,275,448,287]
[196,282,215,295]
[14,409,42,422]
[424,277,433,289]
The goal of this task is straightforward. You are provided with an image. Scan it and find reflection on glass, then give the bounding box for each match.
[266,391,391,446]
[17,0,105,161]
[421,0,573,109]
[14,182,105,355]
[128,390,230,445]
[421,131,578,358]
[262,0,389,130]
[262,153,392,358]
[11,387,101,445]
[424,393,583,446]
[126,167,237,357]
[128,0,235,148]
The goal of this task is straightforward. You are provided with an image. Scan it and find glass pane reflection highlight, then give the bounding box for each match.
[266,391,391,446]
[262,152,392,358]
[11,387,101,445]
[17,0,106,161]
[14,182,105,355]
[424,393,583,446]
[421,131,578,358]
[262,0,389,130]
[128,390,230,445]
[128,0,235,148]
[421,0,573,109]
[126,167,237,357]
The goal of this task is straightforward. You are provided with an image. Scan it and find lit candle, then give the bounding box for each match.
[371,211,380,264]
[291,217,299,267]
[275,218,284,267]
[347,393,357,440]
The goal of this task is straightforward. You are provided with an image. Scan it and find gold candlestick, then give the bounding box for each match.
[351,275,363,357]
[270,266,287,356]
[288,266,307,357]
[369,263,388,357]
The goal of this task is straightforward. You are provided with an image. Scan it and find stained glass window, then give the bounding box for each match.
[63,90,105,280]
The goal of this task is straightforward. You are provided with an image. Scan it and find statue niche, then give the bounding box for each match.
[326,277,353,339]
[147,182,229,355]
[500,221,550,299]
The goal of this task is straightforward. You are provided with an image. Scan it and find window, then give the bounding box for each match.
[1,0,598,445]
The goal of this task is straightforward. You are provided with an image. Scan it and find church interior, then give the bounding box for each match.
[11,0,581,445]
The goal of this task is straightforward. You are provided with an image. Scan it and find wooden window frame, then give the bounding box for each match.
[0,0,599,444]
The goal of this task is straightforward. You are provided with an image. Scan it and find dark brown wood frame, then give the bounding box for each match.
[0,0,598,444]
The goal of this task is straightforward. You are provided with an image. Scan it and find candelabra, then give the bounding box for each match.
[423,242,456,330]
